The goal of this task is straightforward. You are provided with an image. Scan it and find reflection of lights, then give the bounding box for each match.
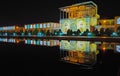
[70,41,77,50]
[40,24,42,28]
[90,43,97,52]
[96,50,99,55]
[25,40,27,44]
[36,40,40,45]
[72,33,75,36]
[60,40,70,50]
[87,32,92,36]
[16,40,19,43]
[44,41,46,45]
[28,33,31,36]
[59,32,63,36]
[37,32,42,36]
[33,40,36,45]
[54,40,56,45]
[26,39,31,44]
[31,40,34,44]
[16,26,19,29]
[47,41,50,46]
[102,47,106,51]
[102,36,106,38]
[116,45,120,53]
[111,32,118,37]
[21,33,24,36]
[40,41,43,45]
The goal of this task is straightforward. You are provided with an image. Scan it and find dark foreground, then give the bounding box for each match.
[0,42,120,76]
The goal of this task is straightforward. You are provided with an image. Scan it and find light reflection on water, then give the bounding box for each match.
[60,40,98,66]
[0,37,120,66]
[25,39,60,46]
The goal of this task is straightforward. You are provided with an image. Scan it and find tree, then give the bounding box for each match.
[99,28,105,36]
[76,29,81,36]
[82,29,90,36]
[117,26,120,36]
[92,29,99,36]
[32,29,38,35]
[67,29,72,36]
[57,29,63,36]
[104,28,114,36]
[53,30,57,36]
[46,30,51,36]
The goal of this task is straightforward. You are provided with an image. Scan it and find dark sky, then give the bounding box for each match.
[0,0,120,26]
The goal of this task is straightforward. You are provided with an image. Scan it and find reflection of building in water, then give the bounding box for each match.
[97,42,115,52]
[96,42,120,54]
[97,42,120,53]
[60,40,98,65]
[0,38,22,43]
[25,39,60,46]
[115,43,120,53]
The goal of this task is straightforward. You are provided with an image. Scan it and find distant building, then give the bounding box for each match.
[24,22,60,34]
[96,16,120,32]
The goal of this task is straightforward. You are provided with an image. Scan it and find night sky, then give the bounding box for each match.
[0,0,120,26]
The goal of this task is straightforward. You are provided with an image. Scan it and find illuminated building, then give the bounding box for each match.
[59,1,99,34]
[0,26,24,36]
[115,16,120,32]
[97,16,120,32]
[24,22,60,35]
[97,19,114,31]
[0,1,120,36]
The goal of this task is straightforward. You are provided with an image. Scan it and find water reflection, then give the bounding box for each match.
[0,37,120,66]
[25,39,60,46]
[0,38,22,43]
[60,40,98,66]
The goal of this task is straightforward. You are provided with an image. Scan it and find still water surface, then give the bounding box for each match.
[0,37,120,76]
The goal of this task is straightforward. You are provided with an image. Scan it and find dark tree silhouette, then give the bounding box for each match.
[105,28,114,36]
[100,28,105,36]
[76,29,81,36]
[92,29,99,36]
[117,26,120,36]
[46,30,51,36]
[67,29,72,36]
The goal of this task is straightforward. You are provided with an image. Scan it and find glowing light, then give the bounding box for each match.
[16,40,19,43]
[117,17,120,24]
[13,33,16,36]
[103,20,106,23]
[37,32,43,36]
[36,40,40,45]
[87,32,92,36]
[21,33,24,36]
[102,47,106,52]
[28,33,31,36]
[116,45,120,53]
[59,32,63,36]
[111,32,118,37]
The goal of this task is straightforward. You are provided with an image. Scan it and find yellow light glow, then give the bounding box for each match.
[16,40,19,43]
[103,20,106,23]
[102,47,106,51]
